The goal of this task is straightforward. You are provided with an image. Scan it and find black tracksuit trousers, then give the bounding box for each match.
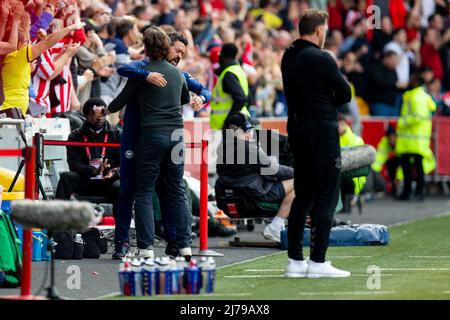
[287,121,341,263]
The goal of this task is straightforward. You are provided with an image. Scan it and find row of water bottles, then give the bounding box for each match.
[118,256,216,296]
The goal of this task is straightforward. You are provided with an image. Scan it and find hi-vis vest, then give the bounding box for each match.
[395,86,436,158]
[210,64,250,130]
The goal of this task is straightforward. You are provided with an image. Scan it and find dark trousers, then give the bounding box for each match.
[114,105,177,246]
[385,156,402,195]
[340,177,355,198]
[55,171,120,216]
[134,129,191,249]
[400,153,425,199]
[287,121,341,263]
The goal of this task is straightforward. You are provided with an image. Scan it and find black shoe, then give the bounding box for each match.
[165,241,180,257]
[112,241,130,260]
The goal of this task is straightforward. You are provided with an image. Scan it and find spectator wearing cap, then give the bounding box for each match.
[215,111,294,243]
[55,97,121,216]
[210,43,252,130]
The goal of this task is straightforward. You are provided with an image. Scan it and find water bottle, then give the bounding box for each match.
[176,257,188,294]
[118,259,134,296]
[171,258,183,294]
[0,270,6,286]
[130,259,143,296]
[183,258,202,294]
[203,257,216,294]
[23,115,34,144]
[72,233,84,259]
[31,231,43,262]
[142,258,155,296]
[155,257,172,295]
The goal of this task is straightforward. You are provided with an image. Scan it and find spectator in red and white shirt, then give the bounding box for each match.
[31,36,79,115]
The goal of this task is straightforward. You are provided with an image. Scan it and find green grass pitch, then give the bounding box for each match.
[114,213,450,300]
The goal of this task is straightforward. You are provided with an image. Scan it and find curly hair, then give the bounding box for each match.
[168,32,188,47]
[143,26,170,61]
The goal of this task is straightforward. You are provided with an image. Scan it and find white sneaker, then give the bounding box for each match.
[179,247,192,260]
[306,260,351,278]
[285,259,308,278]
[263,224,283,243]
[133,246,154,259]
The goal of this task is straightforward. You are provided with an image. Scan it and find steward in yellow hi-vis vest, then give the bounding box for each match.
[395,76,436,200]
[210,44,250,130]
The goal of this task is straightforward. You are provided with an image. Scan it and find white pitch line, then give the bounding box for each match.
[379,268,450,271]
[243,269,394,276]
[225,275,284,278]
[297,291,395,296]
[233,273,394,278]
[409,256,450,259]
[244,269,284,272]
[389,211,450,228]
[216,251,285,270]
[327,256,373,259]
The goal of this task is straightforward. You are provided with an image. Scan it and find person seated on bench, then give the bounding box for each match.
[55,98,121,217]
[216,112,294,242]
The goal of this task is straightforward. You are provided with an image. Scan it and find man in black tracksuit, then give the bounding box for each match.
[281,9,352,278]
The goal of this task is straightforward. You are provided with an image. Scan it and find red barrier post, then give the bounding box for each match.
[199,139,209,252]
[196,139,223,257]
[21,145,36,297]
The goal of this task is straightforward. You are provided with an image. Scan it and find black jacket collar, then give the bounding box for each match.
[284,38,320,58]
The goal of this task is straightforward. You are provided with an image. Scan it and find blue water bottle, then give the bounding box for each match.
[155,257,172,295]
[0,270,5,286]
[184,258,202,294]
[31,231,43,262]
[202,257,216,294]
[40,230,50,261]
[118,259,134,296]
[142,259,155,296]
[130,259,143,296]
[171,257,184,294]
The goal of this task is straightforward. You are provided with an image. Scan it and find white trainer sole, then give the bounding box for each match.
[306,273,351,278]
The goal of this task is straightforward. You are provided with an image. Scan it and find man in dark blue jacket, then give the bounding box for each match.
[112,32,211,259]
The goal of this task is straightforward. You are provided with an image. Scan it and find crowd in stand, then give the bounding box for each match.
[1,0,450,123]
